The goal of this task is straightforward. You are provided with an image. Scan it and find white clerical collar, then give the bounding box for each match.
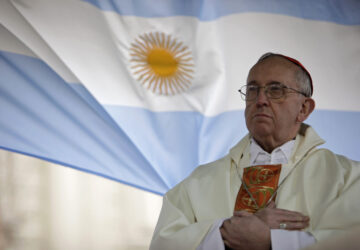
[250,138,295,166]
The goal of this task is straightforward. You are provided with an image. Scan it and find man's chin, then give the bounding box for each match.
[250,124,273,137]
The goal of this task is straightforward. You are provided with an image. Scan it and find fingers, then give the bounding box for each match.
[276,216,309,230]
[255,206,310,230]
[221,215,271,249]
[220,218,242,248]
[278,220,310,230]
[275,211,309,223]
[263,207,309,222]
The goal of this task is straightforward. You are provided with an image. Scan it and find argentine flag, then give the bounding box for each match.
[1,0,359,195]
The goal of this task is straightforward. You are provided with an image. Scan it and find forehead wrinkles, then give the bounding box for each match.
[247,57,297,84]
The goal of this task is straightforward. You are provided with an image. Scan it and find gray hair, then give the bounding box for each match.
[257,52,312,97]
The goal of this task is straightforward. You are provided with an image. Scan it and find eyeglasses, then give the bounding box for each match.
[238,83,307,101]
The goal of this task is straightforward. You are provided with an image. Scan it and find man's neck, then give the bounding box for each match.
[253,138,278,153]
[253,135,296,153]
[252,125,301,153]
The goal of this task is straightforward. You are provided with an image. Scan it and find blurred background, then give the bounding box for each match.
[0,149,162,250]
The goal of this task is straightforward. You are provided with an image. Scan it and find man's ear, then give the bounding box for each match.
[297,98,315,123]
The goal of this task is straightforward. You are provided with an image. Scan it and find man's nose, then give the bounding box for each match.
[255,88,269,106]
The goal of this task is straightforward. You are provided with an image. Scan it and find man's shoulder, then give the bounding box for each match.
[187,135,250,180]
[308,147,357,162]
[303,147,360,172]
[165,153,232,198]
[189,153,231,180]
[165,137,250,196]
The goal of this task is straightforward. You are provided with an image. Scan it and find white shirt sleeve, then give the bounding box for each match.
[196,219,226,250]
[271,229,316,250]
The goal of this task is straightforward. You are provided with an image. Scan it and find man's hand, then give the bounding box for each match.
[220,203,310,249]
[250,201,310,230]
[220,211,271,250]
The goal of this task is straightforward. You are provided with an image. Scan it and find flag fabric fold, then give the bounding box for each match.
[1,0,359,195]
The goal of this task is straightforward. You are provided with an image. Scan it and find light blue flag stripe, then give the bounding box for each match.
[0,51,170,195]
[44,82,250,187]
[83,0,360,25]
[306,110,360,160]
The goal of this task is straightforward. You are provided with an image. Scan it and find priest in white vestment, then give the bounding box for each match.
[150,53,360,250]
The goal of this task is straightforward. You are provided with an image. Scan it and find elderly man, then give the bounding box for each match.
[150,53,360,250]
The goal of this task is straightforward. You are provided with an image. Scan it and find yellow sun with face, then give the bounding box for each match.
[129,32,195,95]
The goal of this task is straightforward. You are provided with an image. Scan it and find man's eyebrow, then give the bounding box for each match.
[247,80,283,85]
[268,81,282,85]
[247,80,257,85]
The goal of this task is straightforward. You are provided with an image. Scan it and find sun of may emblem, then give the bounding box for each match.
[129,32,195,95]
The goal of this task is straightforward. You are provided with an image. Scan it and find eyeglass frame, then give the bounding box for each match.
[238,82,308,102]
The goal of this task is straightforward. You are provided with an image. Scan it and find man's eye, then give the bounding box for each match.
[247,86,258,92]
[269,85,282,92]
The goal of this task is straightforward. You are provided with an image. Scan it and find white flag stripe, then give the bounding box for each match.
[83,0,360,25]
[8,0,360,115]
[0,1,79,83]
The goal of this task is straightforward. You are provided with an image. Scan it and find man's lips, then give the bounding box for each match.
[253,113,272,119]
